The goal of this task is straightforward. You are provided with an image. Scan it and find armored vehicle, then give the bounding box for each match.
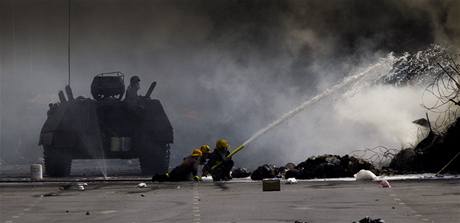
[39,72,173,177]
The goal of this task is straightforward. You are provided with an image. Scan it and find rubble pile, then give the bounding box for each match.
[390,117,460,173]
[353,216,385,223]
[285,154,376,179]
[250,164,279,180]
[231,168,251,178]
[387,47,460,174]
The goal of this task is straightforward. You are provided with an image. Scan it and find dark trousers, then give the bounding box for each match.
[211,160,234,181]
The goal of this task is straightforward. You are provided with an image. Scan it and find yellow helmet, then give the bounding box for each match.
[200,144,211,153]
[191,149,203,157]
[216,139,229,151]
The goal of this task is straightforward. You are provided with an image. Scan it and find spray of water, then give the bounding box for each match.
[239,56,396,149]
[96,159,108,179]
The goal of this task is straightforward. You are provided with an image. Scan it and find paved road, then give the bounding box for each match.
[1,179,459,223]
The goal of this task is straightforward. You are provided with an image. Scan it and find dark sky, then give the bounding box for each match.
[1,0,459,167]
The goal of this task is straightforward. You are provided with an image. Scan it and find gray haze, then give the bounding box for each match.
[1,0,459,168]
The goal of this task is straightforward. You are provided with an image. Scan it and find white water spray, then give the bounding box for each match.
[239,56,396,148]
[96,159,108,179]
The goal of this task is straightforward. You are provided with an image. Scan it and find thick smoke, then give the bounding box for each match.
[1,0,459,168]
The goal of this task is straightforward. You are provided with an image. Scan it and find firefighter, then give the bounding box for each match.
[203,139,234,181]
[152,149,202,182]
[199,144,211,165]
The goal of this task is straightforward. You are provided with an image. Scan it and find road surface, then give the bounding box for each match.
[1,179,459,223]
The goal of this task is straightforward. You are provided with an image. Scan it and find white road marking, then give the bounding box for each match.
[192,183,201,223]
[100,210,117,214]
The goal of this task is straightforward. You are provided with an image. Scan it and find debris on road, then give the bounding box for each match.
[387,56,460,174]
[353,216,385,223]
[286,178,298,184]
[59,182,87,191]
[76,182,87,191]
[354,170,378,181]
[86,211,90,215]
[231,168,251,178]
[251,164,279,180]
[137,182,148,188]
[379,179,391,188]
[285,154,376,179]
[42,192,59,197]
[389,117,460,174]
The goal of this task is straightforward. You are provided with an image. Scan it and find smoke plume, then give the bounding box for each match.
[1,0,459,168]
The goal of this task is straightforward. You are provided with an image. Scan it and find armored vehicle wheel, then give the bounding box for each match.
[139,142,169,175]
[44,146,72,177]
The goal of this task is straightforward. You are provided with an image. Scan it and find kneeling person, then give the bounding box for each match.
[203,139,234,181]
[152,149,202,182]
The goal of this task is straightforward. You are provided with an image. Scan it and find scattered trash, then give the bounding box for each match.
[42,192,59,197]
[137,183,148,188]
[285,163,296,171]
[65,210,69,213]
[285,169,301,179]
[251,164,278,180]
[176,186,181,189]
[286,178,298,184]
[59,183,87,191]
[288,155,376,179]
[85,211,90,215]
[76,182,87,191]
[354,169,378,181]
[353,216,385,223]
[140,194,145,197]
[231,168,251,178]
[379,179,391,188]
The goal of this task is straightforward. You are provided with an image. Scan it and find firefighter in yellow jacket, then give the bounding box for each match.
[203,139,234,181]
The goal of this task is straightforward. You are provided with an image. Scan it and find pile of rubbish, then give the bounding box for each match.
[250,164,281,180]
[385,46,460,174]
[285,154,376,179]
[390,117,460,174]
[234,154,376,180]
[231,168,251,178]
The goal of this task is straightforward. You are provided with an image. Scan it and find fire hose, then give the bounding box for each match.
[211,144,245,171]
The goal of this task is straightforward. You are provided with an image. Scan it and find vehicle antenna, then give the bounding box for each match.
[67,0,71,86]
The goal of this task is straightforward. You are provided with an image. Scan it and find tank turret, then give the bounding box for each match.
[90,72,125,100]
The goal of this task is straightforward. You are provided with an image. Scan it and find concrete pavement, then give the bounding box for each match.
[1,179,459,223]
